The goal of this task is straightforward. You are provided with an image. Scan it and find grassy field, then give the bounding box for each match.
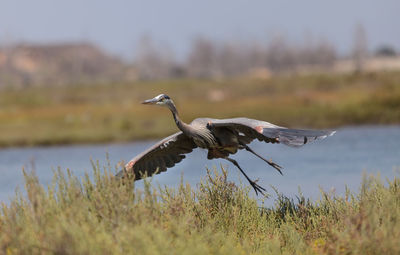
[0,165,399,254]
[0,71,399,147]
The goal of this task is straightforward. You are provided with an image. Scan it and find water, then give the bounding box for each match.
[1,126,399,204]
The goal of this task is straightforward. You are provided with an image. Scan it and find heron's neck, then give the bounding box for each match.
[168,102,191,133]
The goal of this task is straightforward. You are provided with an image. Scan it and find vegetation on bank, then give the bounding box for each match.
[0,165,399,254]
[0,71,399,147]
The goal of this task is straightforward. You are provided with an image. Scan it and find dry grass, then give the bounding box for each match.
[0,71,399,147]
[0,163,399,254]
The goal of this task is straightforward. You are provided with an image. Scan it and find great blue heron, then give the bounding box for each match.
[117,94,335,195]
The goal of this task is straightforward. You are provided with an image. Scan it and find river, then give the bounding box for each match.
[1,126,399,204]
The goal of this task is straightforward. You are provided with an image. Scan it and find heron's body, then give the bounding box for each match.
[186,118,219,149]
[118,94,335,195]
[189,118,259,158]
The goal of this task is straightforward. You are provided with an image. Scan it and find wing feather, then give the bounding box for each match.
[117,132,197,180]
[209,117,335,147]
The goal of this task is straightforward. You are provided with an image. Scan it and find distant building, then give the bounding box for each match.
[0,43,135,87]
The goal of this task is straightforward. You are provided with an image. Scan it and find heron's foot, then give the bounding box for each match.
[249,179,266,196]
[224,157,266,196]
[268,160,283,175]
[241,144,284,176]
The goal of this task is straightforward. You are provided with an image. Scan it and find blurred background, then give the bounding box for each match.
[0,0,399,202]
[1,1,400,85]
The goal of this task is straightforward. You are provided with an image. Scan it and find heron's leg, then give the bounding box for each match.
[241,143,283,175]
[224,157,266,196]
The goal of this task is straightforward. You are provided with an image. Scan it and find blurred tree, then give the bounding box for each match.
[297,38,336,68]
[187,38,218,78]
[246,42,268,69]
[375,45,397,57]
[352,24,368,72]
[266,36,296,72]
[217,42,248,76]
[134,36,176,80]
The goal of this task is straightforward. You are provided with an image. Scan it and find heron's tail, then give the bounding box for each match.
[263,128,336,147]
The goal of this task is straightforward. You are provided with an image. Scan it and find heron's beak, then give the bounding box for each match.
[142,98,158,105]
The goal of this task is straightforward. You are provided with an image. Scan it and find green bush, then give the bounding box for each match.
[0,164,399,254]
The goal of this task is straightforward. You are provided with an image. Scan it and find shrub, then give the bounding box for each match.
[0,164,399,254]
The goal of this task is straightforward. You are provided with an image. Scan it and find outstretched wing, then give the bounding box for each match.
[117,132,197,180]
[209,117,335,147]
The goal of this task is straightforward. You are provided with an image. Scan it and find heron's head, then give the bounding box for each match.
[142,94,173,107]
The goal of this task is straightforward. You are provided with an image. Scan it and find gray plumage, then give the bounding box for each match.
[117,94,335,195]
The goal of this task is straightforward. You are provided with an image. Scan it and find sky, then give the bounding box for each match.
[0,0,399,59]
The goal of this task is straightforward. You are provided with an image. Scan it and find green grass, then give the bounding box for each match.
[1,164,399,254]
[0,71,400,147]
